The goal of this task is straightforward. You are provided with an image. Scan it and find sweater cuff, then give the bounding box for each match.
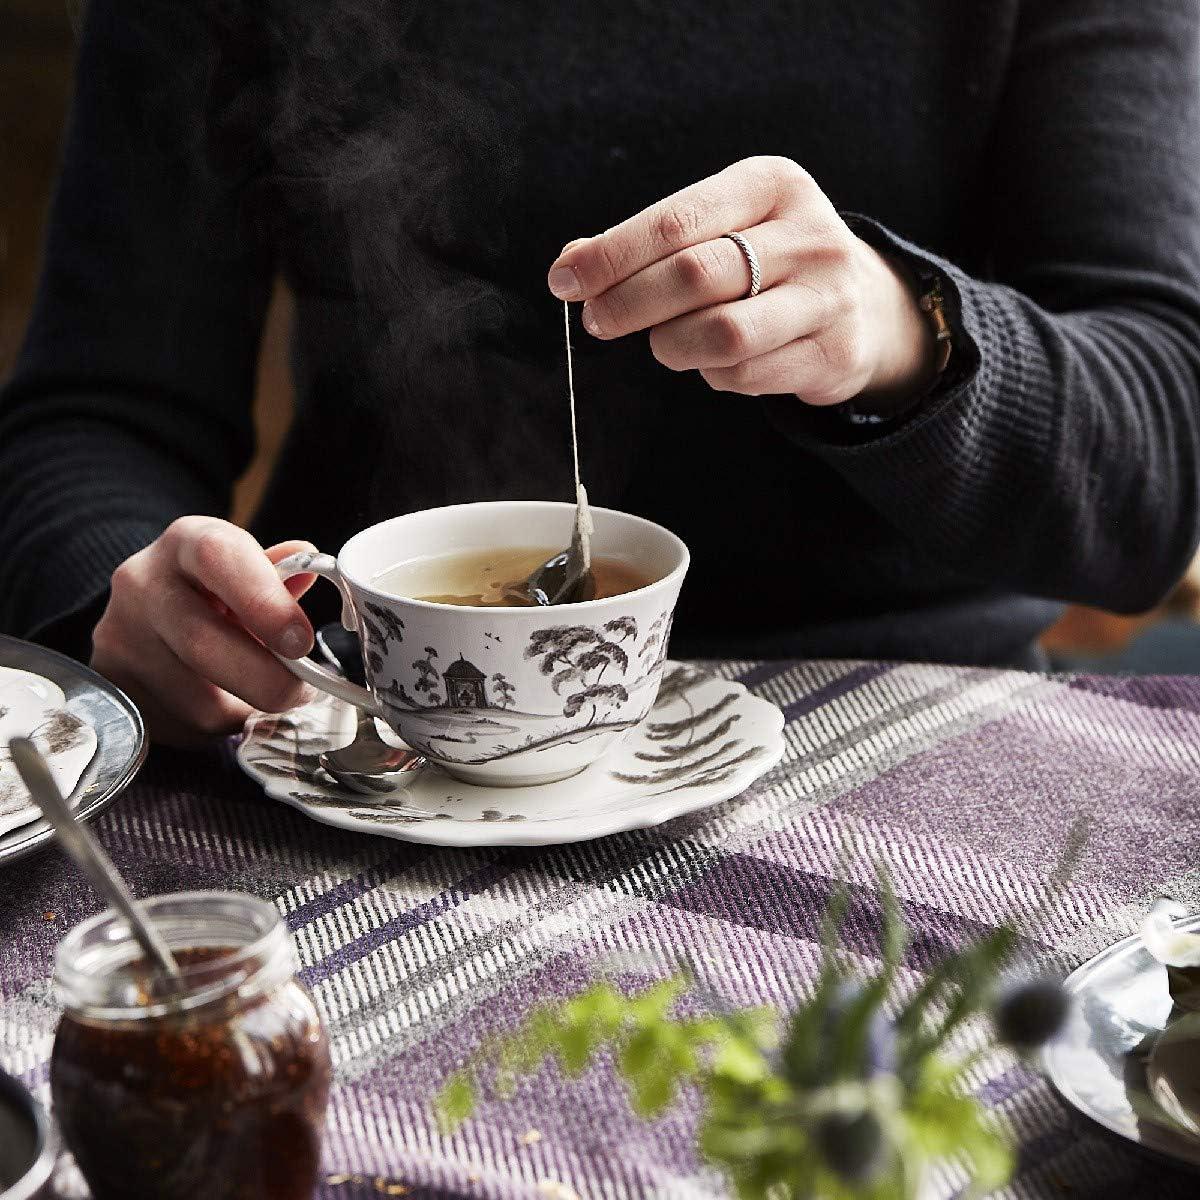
[15,519,165,663]
[763,217,1060,561]
[766,214,980,446]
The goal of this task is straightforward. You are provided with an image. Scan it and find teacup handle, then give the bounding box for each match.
[273,550,382,716]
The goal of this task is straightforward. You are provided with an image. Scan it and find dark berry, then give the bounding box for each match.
[821,982,897,1079]
[814,1109,886,1183]
[863,1007,897,1077]
[994,978,1070,1049]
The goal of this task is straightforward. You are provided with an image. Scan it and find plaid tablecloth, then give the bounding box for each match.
[3,659,1200,1199]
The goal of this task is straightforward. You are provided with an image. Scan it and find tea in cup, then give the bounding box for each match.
[268,501,689,786]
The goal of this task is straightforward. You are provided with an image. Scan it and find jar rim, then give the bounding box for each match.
[54,891,293,1021]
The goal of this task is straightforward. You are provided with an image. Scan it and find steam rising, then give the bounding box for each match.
[197,0,561,515]
[207,0,517,344]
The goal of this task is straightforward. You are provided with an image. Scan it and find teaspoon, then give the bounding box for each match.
[8,736,181,980]
[318,713,425,794]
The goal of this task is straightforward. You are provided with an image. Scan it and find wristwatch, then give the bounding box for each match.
[841,265,954,428]
[921,277,954,376]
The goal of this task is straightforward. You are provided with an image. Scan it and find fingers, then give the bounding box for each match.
[266,540,319,601]
[167,518,313,658]
[648,282,834,372]
[549,156,809,300]
[151,576,313,714]
[579,219,810,342]
[92,521,325,747]
[92,626,252,747]
[698,330,870,404]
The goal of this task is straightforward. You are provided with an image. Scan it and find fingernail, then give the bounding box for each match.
[277,622,310,659]
[581,303,604,338]
[548,266,581,300]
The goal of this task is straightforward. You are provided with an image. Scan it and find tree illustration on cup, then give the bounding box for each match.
[526,619,642,726]
[362,603,405,676]
[412,647,443,705]
[491,673,515,709]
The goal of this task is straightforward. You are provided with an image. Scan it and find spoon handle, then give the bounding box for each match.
[8,737,181,980]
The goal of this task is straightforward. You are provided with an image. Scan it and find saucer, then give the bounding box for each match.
[1043,914,1200,1171]
[0,636,144,866]
[0,663,99,837]
[236,662,785,847]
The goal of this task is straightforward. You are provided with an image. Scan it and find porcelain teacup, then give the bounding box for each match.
[271,501,689,786]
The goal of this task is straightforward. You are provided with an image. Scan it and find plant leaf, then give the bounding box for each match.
[435,1071,476,1133]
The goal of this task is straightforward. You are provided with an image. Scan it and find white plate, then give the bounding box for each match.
[0,637,145,866]
[237,662,785,847]
[0,665,99,836]
[1043,915,1200,1172]
[0,666,67,720]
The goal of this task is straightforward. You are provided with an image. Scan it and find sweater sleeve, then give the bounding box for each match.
[767,0,1200,616]
[0,0,272,653]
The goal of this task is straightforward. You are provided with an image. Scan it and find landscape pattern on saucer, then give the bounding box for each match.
[0,666,99,835]
[360,603,672,773]
[237,662,785,847]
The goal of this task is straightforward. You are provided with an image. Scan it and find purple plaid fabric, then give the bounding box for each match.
[3,660,1199,1199]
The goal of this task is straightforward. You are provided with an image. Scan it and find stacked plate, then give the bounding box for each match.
[0,1067,53,1200]
[1046,913,1200,1172]
[0,666,98,836]
[0,637,145,866]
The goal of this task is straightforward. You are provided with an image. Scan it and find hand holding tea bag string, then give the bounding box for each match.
[548,156,938,410]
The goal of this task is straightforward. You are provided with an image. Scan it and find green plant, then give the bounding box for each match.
[436,877,1069,1199]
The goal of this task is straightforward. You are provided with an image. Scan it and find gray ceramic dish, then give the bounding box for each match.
[0,635,145,867]
[1044,915,1200,1172]
[0,1067,53,1200]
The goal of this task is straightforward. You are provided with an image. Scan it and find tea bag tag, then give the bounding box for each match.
[573,482,593,571]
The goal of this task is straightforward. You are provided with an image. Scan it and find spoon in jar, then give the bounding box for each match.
[8,736,181,980]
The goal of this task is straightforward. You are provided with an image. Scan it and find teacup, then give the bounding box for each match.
[272,501,689,786]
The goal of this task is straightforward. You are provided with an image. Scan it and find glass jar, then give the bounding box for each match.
[50,892,331,1200]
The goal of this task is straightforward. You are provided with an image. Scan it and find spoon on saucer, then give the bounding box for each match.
[8,736,181,980]
[318,713,425,795]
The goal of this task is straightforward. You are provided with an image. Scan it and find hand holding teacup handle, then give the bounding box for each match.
[273,550,382,716]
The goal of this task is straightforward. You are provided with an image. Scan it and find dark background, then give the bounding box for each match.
[4,0,1198,671]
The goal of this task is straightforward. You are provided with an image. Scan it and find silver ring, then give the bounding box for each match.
[723,231,762,298]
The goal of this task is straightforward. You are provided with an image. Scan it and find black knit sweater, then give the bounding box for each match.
[3,0,1200,667]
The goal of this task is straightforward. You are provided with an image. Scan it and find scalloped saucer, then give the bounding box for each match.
[236,662,784,847]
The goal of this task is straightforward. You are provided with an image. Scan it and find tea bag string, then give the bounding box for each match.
[565,300,581,497]
[565,302,593,553]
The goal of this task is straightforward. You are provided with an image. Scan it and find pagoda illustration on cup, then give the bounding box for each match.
[364,605,674,785]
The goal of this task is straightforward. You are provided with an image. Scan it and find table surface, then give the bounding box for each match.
[3,658,1200,1199]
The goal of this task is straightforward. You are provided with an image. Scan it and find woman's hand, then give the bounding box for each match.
[548,156,935,408]
[91,517,317,746]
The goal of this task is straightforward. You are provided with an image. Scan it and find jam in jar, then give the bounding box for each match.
[50,891,331,1200]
